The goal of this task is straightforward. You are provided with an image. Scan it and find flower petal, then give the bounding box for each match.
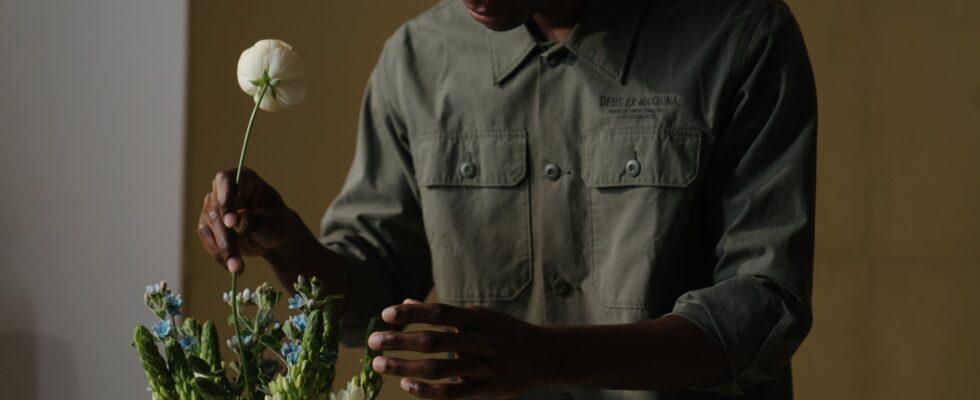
[269,79,307,111]
[237,40,273,95]
[267,43,303,81]
[256,89,282,112]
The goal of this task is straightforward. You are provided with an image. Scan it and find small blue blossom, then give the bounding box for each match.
[289,314,308,332]
[165,294,183,316]
[178,336,197,350]
[281,342,302,366]
[222,291,233,304]
[287,294,304,310]
[151,320,172,338]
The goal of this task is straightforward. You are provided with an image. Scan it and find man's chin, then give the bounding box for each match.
[467,9,528,31]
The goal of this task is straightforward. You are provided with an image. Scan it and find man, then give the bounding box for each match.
[197,0,816,398]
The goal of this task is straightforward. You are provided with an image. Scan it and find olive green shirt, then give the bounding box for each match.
[321,0,816,398]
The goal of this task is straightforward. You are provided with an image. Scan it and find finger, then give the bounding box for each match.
[382,303,484,328]
[197,221,226,266]
[373,357,476,380]
[205,192,243,274]
[368,330,493,355]
[403,298,423,304]
[213,170,237,228]
[400,378,489,400]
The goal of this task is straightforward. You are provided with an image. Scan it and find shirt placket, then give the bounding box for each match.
[530,42,590,325]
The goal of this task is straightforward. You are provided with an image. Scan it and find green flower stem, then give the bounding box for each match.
[231,82,270,400]
[236,83,270,184]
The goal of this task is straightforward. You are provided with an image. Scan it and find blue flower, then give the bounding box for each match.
[287,294,304,310]
[288,314,308,332]
[281,342,302,366]
[151,320,172,338]
[222,291,233,304]
[178,336,197,350]
[165,294,183,316]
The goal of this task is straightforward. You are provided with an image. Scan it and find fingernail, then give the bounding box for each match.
[372,356,386,373]
[223,213,236,228]
[381,307,397,322]
[400,378,413,391]
[403,298,422,304]
[227,257,242,274]
[368,333,382,350]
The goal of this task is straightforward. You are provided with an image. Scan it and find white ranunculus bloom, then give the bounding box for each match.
[237,39,306,112]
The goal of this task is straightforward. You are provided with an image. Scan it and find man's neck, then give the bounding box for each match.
[530,0,587,42]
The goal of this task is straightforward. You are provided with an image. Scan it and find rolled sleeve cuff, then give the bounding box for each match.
[668,280,808,395]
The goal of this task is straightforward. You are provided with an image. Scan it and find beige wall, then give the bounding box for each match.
[183,1,980,399]
[790,0,980,399]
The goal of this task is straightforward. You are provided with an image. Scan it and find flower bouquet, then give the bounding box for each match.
[134,40,383,400]
[135,277,384,400]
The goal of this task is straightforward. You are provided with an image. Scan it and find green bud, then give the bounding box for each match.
[199,321,223,370]
[134,326,177,400]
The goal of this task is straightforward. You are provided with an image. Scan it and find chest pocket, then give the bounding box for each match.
[412,131,532,304]
[582,127,702,310]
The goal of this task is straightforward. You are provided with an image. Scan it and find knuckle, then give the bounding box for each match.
[197,223,210,238]
[430,304,446,321]
[208,208,221,222]
[217,237,229,251]
[416,332,435,352]
[418,361,439,378]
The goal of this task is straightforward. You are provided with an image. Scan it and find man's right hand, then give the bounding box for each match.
[197,168,305,275]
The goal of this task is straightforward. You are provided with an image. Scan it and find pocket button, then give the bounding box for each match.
[625,159,641,177]
[459,161,478,179]
[544,163,562,181]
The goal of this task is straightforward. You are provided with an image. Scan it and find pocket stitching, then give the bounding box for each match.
[414,130,528,187]
[413,130,533,303]
[585,127,703,310]
[581,128,702,188]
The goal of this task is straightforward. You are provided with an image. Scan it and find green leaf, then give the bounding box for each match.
[188,355,212,375]
[191,377,233,400]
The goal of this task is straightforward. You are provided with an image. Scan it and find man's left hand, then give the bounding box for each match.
[369,299,557,399]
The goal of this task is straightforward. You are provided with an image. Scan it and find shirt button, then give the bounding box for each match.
[544,163,562,181]
[625,159,641,177]
[545,54,561,67]
[553,280,573,297]
[459,161,478,179]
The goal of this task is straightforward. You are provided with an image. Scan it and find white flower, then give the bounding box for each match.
[330,381,368,400]
[237,39,306,112]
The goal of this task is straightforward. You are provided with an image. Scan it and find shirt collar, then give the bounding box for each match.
[487,0,649,85]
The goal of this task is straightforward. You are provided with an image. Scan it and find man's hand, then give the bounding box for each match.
[369,300,558,399]
[197,168,305,274]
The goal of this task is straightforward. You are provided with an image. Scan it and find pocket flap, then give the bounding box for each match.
[413,131,527,187]
[582,127,702,188]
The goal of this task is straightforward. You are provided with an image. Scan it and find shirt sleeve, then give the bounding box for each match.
[668,1,817,394]
[319,37,433,345]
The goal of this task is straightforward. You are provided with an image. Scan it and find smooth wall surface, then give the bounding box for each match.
[0,0,187,398]
[791,0,980,398]
[182,1,980,399]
